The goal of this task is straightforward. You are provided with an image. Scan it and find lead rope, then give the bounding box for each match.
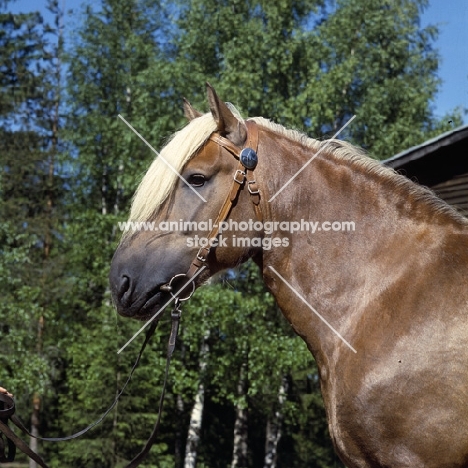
[1,121,260,467]
[124,298,182,468]
[0,301,183,468]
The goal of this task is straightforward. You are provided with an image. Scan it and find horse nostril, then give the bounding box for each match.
[118,275,131,301]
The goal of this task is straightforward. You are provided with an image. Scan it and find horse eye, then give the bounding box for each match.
[188,174,205,187]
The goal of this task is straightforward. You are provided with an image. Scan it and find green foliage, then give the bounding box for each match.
[316,0,446,156]
[0,0,66,403]
[1,0,460,466]
[171,0,324,123]
[171,0,451,158]
[0,222,50,396]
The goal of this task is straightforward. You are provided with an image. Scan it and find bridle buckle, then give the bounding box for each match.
[248,180,259,195]
[196,246,210,262]
[233,169,246,184]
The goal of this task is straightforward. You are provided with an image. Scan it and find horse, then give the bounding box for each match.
[110,84,468,467]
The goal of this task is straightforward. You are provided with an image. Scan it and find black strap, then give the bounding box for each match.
[14,320,157,443]
[0,320,158,465]
[0,304,183,468]
[0,394,17,464]
[124,303,181,468]
[0,418,48,468]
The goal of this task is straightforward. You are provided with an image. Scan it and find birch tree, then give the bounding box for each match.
[173,0,455,158]
[263,376,288,468]
[231,360,248,468]
[184,331,210,468]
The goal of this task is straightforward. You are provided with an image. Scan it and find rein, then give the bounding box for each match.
[0,305,178,468]
[0,120,261,467]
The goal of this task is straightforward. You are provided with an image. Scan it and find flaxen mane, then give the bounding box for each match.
[128,107,467,228]
[129,113,218,223]
[252,116,467,225]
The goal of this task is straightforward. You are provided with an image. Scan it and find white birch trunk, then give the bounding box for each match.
[184,332,210,468]
[263,376,288,468]
[29,393,41,468]
[231,362,248,468]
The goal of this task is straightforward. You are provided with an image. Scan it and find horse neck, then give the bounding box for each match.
[257,128,466,364]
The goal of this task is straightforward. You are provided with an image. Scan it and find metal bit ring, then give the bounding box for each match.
[168,273,196,302]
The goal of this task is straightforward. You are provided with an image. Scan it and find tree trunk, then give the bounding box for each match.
[263,376,288,468]
[231,361,248,468]
[184,332,210,468]
[29,392,41,468]
[175,394,185,468]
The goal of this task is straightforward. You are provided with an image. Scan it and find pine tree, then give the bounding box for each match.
[57,0,181,465]
[0,0,68,464]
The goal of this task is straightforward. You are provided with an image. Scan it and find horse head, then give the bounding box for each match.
[109,85,265,319]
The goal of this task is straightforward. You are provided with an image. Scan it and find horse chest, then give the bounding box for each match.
[322,354,468,467]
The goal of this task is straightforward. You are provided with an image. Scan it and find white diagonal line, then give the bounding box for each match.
[268,115,357,202]
[268,266,357,353]
[118,114,207,203]
[117,266,206,354]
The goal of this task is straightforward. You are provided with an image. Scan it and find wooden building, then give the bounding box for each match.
[384,123,468,216]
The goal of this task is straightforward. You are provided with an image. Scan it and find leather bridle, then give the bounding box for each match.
[159,119,261,297]
[0,120,262,468]
[126,119,263,466]
[124,119,263,467]
[185,119,262,281]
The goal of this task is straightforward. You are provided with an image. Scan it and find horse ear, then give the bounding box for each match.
[206,82,247,146]
[183,98,203,121]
